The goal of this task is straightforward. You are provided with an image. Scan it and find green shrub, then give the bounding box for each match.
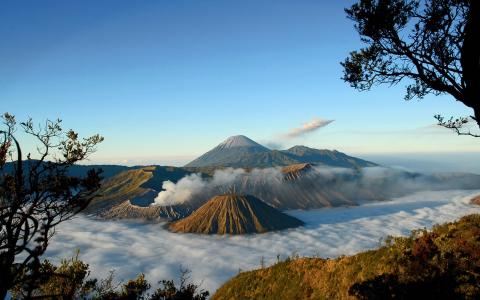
[11,253,208,300]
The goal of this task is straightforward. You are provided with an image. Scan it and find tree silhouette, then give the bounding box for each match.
[11,254,209,300]
[0,113,103,298]
[342,0,479,136]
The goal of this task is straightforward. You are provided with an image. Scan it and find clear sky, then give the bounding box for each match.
[1,0,478,167]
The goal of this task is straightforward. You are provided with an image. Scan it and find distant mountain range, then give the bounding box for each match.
[90,162,480,224]
[2,160,132,180]
[184,135,377,169]
[4,136,480,227]
[2,136,375,181]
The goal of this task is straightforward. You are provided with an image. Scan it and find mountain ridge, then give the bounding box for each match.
[212,214,480,299]
[185,135,377,168]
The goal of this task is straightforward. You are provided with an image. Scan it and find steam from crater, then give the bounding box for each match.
[153,166,480,207]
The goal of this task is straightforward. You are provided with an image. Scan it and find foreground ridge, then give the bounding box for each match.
[212,214,480,299]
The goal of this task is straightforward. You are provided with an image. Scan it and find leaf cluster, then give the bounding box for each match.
[11,253,209,300]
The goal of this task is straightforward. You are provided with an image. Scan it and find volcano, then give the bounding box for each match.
[169,194,304,234]
[184,135,376,168]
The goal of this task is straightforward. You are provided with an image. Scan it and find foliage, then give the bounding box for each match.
[0,113,104,298]
[212,214,480,299]
[11,254,209,300]
[341,0,480,136]
[11,251,98,299]
[150,269,209,300]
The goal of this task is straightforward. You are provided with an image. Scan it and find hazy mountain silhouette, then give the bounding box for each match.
[282,145,376,168]
[185,135,377,168]
[2,160,132,179]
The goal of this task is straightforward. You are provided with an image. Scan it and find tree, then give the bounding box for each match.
[10,252,99,299]
[11,253,210,300]
[150,268,209,300]
[341,0,480,136]
[0,113,104,299]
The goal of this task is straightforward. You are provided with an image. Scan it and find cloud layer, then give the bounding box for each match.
[46,189,480,294]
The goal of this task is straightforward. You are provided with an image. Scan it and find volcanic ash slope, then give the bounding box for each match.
[169,194,304,234]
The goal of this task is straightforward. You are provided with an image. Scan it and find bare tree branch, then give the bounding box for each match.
[0,112,104,298]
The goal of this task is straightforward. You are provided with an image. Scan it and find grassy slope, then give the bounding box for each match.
[86,166,194,212]
[86,166,155,212]
[213,214,480,299]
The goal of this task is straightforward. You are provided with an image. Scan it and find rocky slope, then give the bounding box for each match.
[97,200,190,221]
[169,194,304,234]
[281,163,313,180]
[181,166,379,211]
[471,195,480,205]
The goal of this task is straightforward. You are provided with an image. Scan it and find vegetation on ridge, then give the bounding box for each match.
[11,252,209,300]
[213,214,480,299]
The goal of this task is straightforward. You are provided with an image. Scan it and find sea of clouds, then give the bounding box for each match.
[44,189,480,294]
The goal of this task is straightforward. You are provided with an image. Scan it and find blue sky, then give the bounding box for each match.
[1,0,478,166]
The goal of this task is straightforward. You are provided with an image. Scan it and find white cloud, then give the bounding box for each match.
[46,189,480,294]
[283,117,334,139]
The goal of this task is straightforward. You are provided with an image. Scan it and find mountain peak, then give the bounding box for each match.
[217,135,268,150]
[184,135,270,168]
[185,137,376,169]
[288,145,311,151]
[169,194,303,234]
